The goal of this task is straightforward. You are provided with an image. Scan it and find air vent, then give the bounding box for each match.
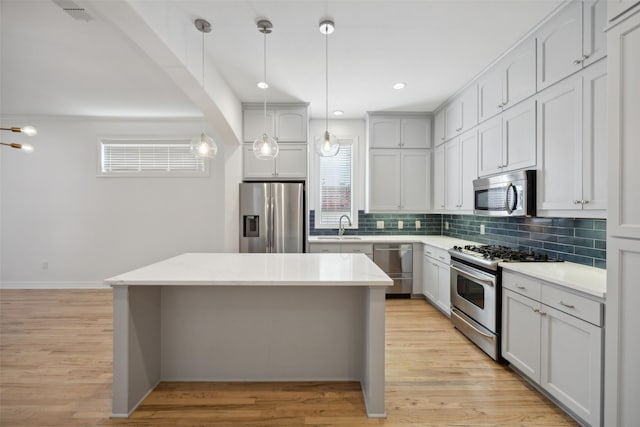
[52,0,92,22]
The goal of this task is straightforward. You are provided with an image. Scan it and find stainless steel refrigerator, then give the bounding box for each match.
[239,182,305,253]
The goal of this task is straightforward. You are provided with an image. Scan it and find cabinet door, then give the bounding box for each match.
[275,109,307,142]
[369,150,401,211]
[275,143,307,179]
[401,118,431,148]
[444,100,462,140]
[503,38,536,109]
[243,109,275,143]
[434,109,446,145]
[540,305,602,427]
[607,11,640,238]
[536,1,583,90]
[460,84,478,133]
[502,289,541,382]
[401,150,430,211]
[477,115,503,177]
[422,257,438,301]
[582,59,607,211]
[537,75,583,212]
[478,65,504,123]
[459,129,478,211]
[445,139,461,211]
[243,144,276,179]
[582,0,607,67]
[433,145,445,211]
[436,263,451,315]
[606,0,640,23]
[502,98,536,172]
[370,117,401,148]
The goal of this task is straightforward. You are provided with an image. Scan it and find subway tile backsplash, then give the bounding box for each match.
[310,211,606,269]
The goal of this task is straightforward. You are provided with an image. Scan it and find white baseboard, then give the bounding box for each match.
[0,281,110,290]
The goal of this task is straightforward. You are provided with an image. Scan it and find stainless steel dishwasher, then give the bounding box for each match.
[373,243,413,296]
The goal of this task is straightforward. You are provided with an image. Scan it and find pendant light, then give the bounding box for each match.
[191,18,218,158]
[1,126,37,152]
[316,19,339,157]
[253,19,279,160]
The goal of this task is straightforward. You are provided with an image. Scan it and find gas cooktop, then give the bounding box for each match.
[449,244,563,270]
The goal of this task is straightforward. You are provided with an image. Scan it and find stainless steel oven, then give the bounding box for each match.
[450,260,499,360]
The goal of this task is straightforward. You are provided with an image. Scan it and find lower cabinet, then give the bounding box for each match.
[422,244,451,316]
[309,242,373,260]
[502,272,603,427]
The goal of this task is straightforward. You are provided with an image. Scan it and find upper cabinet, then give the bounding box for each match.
[536,0,607,90]
[242,104,308,143]
[606,0,640,22]
[479,38,536,123]
[433,109,446,146]
[369,114,432,148]
[445,84,478,140]
[444,129,478,212]
[243,143,307,181]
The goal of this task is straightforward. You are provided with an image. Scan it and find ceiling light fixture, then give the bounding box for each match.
[316,19,339,157]
[333,110,344,116]
[191,18,218,159]
[253,19,279,160]
[393,82,407,90]
[1,126,37,152]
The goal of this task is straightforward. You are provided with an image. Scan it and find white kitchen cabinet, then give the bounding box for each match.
[605,7,640,427]
[422,245,450,316]
[537,60,607,216]
[606,0,639,23]
[369,149,430,212]
[434,108,446,146]
[479,38,536,123]
[309,242,373,260]
[243,143,307,180]
[433,145,445,211]
[243,104,308,143]
[536,1,584,90]
[444,84,478,140]
[582,0,608,67]
[368,114,431,148]
[502,272,603,427]
[444,129,478,212]
[477,98,536,177]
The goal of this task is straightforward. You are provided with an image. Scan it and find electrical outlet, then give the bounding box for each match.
[444,221,449,230]
[397,220,403,229]
[376,220,384,229]
[480,224,486,235]
[415,220,421,229]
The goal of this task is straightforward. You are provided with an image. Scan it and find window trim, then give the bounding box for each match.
[313,135,358,229]
[96,137,210,178]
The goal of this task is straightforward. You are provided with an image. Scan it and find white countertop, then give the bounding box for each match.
[105,252,392,287]
[500,261,606,299]
[309,235,479,251]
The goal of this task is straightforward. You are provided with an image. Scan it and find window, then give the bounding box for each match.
[98,138,208,177]
[316,138,356,228]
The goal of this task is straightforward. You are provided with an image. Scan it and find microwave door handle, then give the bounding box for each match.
[505,183,516,214]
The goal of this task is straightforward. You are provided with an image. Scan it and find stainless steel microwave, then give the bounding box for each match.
[473,170,536,217]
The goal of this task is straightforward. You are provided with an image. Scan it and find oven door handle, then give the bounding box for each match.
[451,265,495,287]
[453,310,495,339]
[505,183,517,214]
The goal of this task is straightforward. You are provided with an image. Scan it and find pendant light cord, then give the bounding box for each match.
[325,27,329,134]
[263,30,267,132]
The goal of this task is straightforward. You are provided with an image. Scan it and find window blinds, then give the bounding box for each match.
[318,141,353,225]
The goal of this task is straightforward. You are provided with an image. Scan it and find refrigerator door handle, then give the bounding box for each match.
[269,195,275,253]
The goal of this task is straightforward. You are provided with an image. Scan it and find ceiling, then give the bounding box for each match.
[1,0,564,120]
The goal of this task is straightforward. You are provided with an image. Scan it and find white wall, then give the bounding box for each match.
[0,117,226,288]
[308,119,366,213]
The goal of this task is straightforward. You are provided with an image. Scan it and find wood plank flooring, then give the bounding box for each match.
[0,290,577,426]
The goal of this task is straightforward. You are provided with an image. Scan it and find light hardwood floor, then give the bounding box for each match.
[0,290,577,426]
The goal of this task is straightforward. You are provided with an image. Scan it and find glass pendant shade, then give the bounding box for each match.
[253,133,279,160]
[316,130,339,157]
[190,132,217,158]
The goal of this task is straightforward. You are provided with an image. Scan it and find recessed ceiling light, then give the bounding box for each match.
[393,82,406,90]
[333,110,344,116]
[257,81,269,89]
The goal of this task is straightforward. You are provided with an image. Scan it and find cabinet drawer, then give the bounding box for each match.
[541,285,603,326]
[309,243,341,253]
[341,243,373,255]
[423,245,450,263]
[502,271,542,300]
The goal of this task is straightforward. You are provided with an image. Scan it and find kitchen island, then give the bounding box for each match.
[105,252,392,419]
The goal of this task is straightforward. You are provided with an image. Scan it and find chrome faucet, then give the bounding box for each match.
[338,214,352,237]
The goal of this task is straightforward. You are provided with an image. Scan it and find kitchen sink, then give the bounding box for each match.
[316,236,362,240]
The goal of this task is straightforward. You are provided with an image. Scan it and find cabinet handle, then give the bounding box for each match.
[559,301,575,309]
[539,311,547,316]
[441,204,445,208]
[573,58,583,65]
[439,256,446,261]
[532,308,540,313]
[573,200,582,204]
[516,285,527,290]
[582,200,589,205]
